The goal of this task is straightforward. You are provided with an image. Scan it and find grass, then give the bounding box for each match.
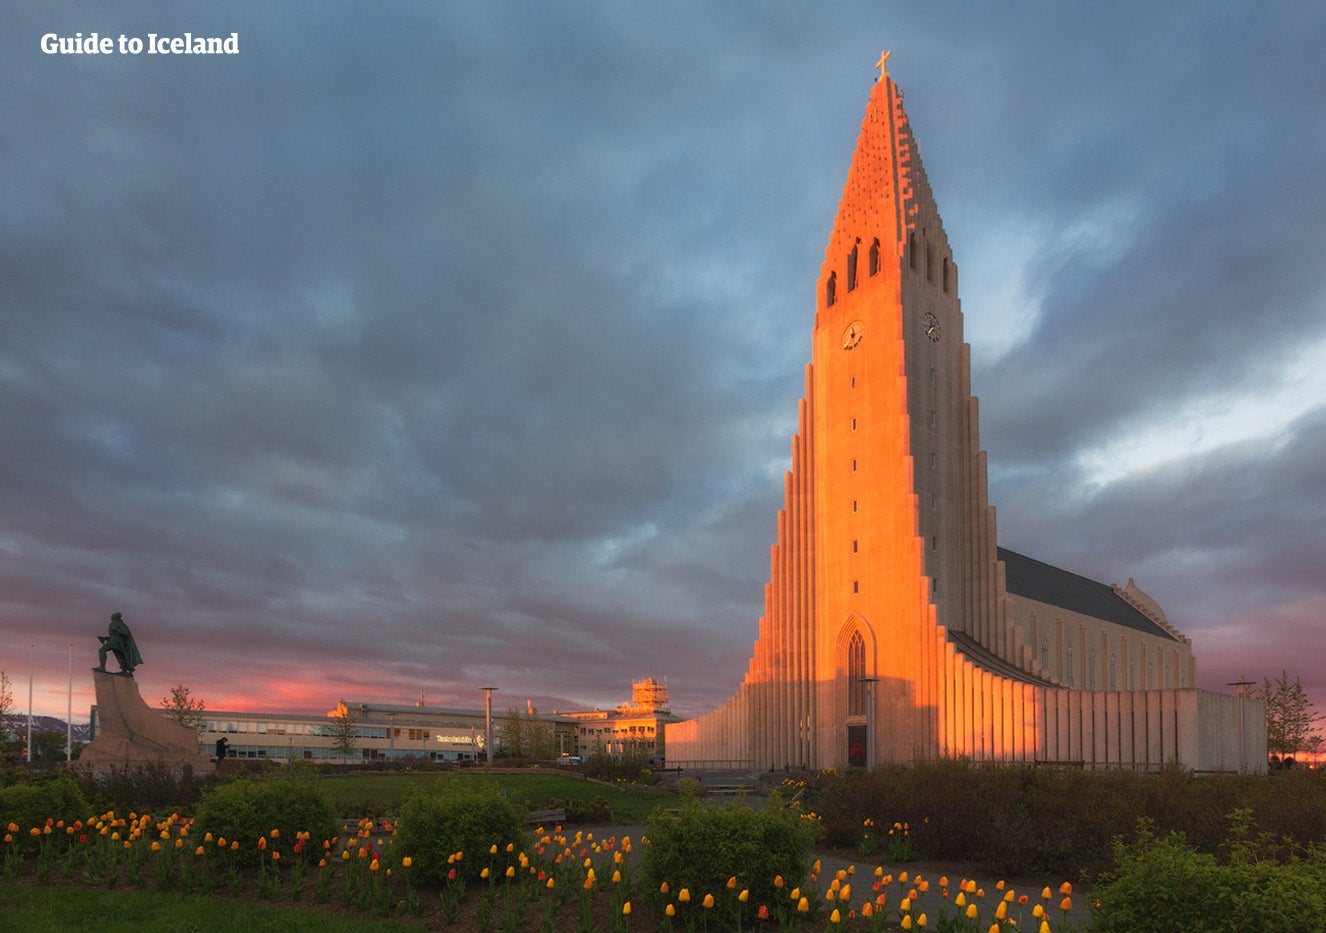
[315,769,670,823]
[0,884,416,930]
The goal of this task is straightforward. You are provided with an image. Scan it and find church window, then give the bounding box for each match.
[929,367,935,385]
[852,417,857,431]
[852,458,857,471]
[853,580,859,593]
[826,272,837,307]
[929,494,937,509]
[942,256,953,295]
[908,232,919,271]
[847,244,859,291]
[852,540,858,553]
[1109,654,1117,690]
[850,376,856,388]
[928,410,936,428]
[852,499,858,512]
[847,632,866,715]
[929,451,936,469]
[1129,656,1137,689]
[931,536,937,550]
[869,238,880,276]
[1065,646,1074,686]
[1088,649,1097,690]
[1040,637,1049,671]
[1146,661,1153,689]
[927,237,937,284]
[932,577,938,593]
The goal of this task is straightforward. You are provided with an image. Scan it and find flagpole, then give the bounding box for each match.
[67,643,73,761]
[27,644,34,763]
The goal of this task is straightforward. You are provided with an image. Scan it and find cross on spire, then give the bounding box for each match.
[876,50,892,81]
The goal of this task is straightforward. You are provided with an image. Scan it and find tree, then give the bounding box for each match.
[30,728,82,762]
[502,708,525,758]
[524,708,557,760]
[0,670,16,758]
[327,699,360,761]
[1255,669,1324,757]
[160,684,207,732]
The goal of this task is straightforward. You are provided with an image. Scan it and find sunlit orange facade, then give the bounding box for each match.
[666,59,1264,773]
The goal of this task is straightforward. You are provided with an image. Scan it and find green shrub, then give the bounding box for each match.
[641,791,821,919]
[1092,815,1326,933]
[0,773,91,852]
[390,777,526,885]
[75,762,217,814]
[191,776,337,868]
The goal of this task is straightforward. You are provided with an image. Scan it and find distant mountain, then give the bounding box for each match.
[11,715,94,742]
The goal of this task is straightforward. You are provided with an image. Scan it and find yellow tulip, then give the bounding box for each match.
[901,917,912,930]
[739,889,749,902]
[955,892,966,907]
[402,856,412,868]
[660,881,669,894]
[1033,903,1045,919]
[1039,922,1052,933]
[1061,896,1073,912]
[727,875,737,889]
[703,893,715,909]
[665,904,675,917]
[829,908,841,924]
[505,865,515,878]
[966,903,978,919]
[622,902,631,916]
[678,888,690,903]
[1060,881,1073,895]
[797,896,810,913]
[862,901,874,918]
[917,914,927,927]
[996,901,1008,920]
[1041,886,1052,900]
[481,867,490,879]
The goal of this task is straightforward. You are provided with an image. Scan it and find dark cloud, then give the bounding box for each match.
[3,3,1324,725]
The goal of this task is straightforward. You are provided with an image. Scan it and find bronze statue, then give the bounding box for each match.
[94,611,143,675]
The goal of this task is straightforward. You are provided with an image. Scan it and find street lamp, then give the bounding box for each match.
[860,677,879,771]
[1227,678,1255,775]
[480,687,498,766]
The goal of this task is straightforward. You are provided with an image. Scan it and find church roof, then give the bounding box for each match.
[997,548,1178,641]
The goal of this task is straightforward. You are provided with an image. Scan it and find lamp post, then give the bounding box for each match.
[860,677,879,771]
[480,687,498,766]
[1228,678,1255,775]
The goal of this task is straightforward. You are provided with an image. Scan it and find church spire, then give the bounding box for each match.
[819,57,916,305]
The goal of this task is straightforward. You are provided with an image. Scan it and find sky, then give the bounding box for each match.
[3,2,1324,731]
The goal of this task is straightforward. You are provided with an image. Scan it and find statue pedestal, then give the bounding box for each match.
[79,671,213,772]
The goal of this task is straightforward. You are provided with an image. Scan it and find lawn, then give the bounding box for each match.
[315,769,671,824]
[0,883,419,931]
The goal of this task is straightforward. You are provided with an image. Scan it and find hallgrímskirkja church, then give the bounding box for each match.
[665,57,1264,773]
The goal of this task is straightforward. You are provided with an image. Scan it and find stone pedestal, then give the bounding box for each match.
[79,671,213,772]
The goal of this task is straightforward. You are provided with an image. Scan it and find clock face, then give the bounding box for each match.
[922,313,941,342]
[842,320,864,349]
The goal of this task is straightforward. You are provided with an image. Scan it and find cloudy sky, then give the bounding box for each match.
[4,2,1323,730]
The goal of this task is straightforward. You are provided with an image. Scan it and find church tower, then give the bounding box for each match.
[665,56,1260,774]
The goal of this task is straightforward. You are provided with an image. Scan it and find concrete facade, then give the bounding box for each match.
[665,60,1264,774]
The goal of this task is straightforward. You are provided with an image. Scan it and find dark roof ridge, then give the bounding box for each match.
[997,547,1179,641]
